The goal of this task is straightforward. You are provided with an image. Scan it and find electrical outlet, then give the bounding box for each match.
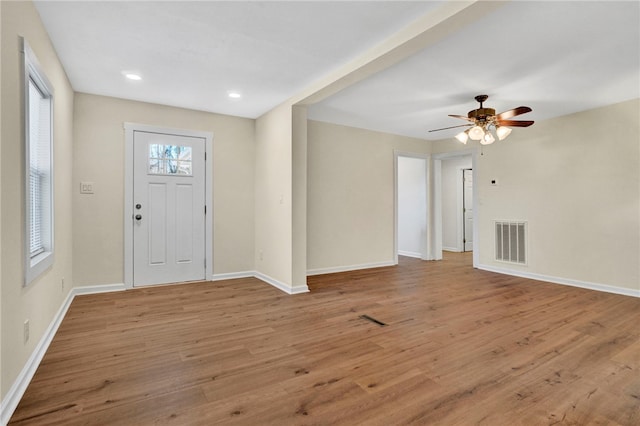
[80,181,94,194]
[24,320,30,343]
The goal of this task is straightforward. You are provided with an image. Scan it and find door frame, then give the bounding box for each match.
[123,123,213,289]
[432,149,478,267]
[442,167,465,253]
[394,150,430,264]
[462,167,473,252]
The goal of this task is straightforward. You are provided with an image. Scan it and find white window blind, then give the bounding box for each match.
[28,78,51,257]
[23,37,54,285]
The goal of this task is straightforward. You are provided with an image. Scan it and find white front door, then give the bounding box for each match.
[463,168,473,252]
[133,130,206,286]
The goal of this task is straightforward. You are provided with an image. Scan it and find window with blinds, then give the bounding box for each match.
[24,38,54,285]
[29,78,51,257]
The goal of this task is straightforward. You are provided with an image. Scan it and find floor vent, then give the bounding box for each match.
[495,221,527,265]
[360,314,387,327]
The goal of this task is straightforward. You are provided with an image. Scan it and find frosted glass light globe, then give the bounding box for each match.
[468,125,484,140]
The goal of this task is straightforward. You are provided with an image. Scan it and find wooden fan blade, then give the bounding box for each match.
[496,106,532,120]
[448,114,474,122]
[496,119,534,127]
[428,123,473,133]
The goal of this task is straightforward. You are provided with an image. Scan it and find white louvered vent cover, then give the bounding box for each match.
[495,221,527,264]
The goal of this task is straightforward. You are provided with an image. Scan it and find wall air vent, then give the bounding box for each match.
[495,221,527,264]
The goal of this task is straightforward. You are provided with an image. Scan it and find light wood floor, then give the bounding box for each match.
[10,253,640,425]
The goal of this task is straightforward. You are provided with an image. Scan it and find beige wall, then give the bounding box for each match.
[254,103,294,286]
[73,93,255,286]
[307,120,430,271]
[473,99,639,292]
[431,137,477,156]
[309,104,639,291]
[1,0,75,398]
[292,106,308,289]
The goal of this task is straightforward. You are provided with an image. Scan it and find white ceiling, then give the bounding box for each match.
[309,1,640,139]
[35,1,639,140]
[33,0,441,118]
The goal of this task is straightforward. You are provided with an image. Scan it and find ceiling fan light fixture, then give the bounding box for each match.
[455,130,469,144]
[468,125,484,140]
[496,126,512,140]
[429,95,533,146]
[481,131,495,145]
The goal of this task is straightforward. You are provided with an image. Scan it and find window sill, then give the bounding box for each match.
[25,250,54,286]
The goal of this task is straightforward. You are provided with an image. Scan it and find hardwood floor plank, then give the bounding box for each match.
[9,253,640,425]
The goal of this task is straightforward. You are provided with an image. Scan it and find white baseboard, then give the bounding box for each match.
[73,283,126,295]
[212,271,308,294]
[398,250,422,259]
[1,291,73,425]
[211,271,254,281]
[307,260,396,276]
[477,264,640,298]
[0,283,125,425]
[442,246,462,252]
[254,271,309,294]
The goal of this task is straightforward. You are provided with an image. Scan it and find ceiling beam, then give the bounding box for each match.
[293,0,509,107]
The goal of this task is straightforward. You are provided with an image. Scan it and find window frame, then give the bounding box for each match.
[22,38,55,286]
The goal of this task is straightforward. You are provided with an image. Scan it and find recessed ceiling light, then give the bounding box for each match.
[227,91,242,99]
[125,73,142,81]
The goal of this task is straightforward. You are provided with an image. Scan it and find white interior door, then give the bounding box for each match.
[133,131,206,286]
[463,168,473,252]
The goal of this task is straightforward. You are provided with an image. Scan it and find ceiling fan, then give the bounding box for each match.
[429,95,534,145]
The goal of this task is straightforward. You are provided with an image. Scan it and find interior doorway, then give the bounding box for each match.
[440,155,472,252]
[394,152,429,262]
[463,168,473,252]
[433,150,478,267]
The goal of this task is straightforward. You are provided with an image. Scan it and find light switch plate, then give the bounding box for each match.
[80,181,94,194]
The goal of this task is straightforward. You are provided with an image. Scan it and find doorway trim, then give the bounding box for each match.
[462,168,473,252]
[432,149,478,267]
[394,150,430,264]
[123,123,213,289]
[442,167,466,253]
